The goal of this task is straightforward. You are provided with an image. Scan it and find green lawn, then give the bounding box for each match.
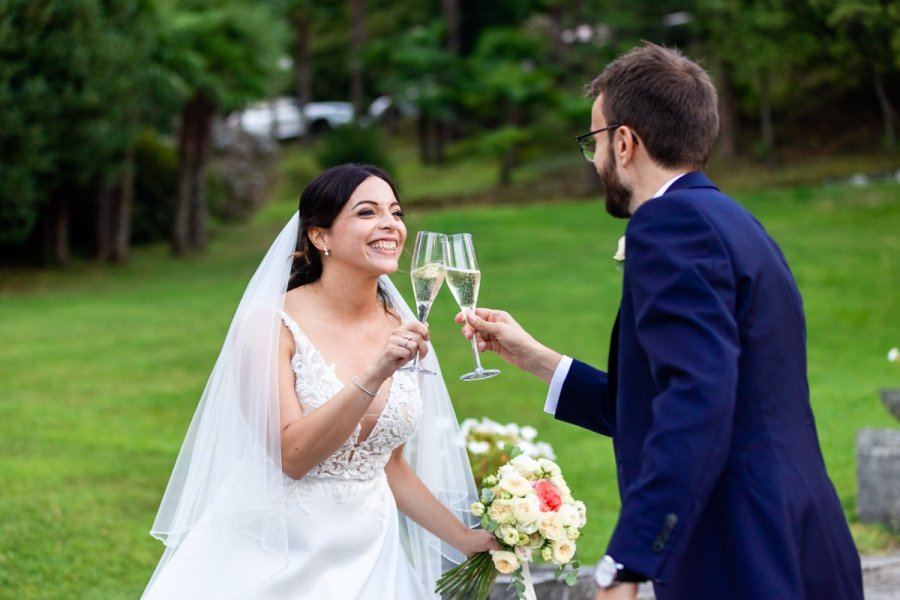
[1,178,898,598]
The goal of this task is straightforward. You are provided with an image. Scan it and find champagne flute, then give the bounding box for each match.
[444,233,500,381]
[399,231,446,374]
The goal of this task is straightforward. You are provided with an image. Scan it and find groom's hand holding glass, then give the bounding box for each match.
[454,308,562,384]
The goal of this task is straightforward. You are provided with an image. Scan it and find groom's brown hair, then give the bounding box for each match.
[587,42,719,171]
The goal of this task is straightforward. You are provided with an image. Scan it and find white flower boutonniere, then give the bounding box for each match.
[613,236,626,263]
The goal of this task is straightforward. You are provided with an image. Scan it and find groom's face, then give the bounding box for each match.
[592,95,633,219]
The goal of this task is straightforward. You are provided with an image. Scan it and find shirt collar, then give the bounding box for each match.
[652,173,688,198]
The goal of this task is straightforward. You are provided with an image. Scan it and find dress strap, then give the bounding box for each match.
[278,310,310,356]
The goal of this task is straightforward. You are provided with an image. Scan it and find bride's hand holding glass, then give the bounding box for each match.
[399,231,446,375]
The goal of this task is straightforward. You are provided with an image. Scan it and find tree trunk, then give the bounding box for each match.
[442,0,460,55]
[111,145,135,263]
[174,91,216,255]
[96,185,113,262]
[349,0,366,118]
[417,115,431,163]
[499,147,516,187]
[40,195,70,265]
[872,69,897,156]
[715,59,737,159]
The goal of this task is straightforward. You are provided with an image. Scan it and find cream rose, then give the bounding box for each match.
[566,527,580,540]
[488,499,516,524]
[551,538,577,564]
[538,512,566,541]
[512,495,540,526]
[499,472,531,497]
[491,550,520,575]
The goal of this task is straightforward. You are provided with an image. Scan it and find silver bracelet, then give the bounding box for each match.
[351,375,378,397]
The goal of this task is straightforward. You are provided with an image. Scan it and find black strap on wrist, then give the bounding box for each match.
[615,566,648,583]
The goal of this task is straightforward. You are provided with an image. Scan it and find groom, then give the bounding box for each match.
[459,43,863,599]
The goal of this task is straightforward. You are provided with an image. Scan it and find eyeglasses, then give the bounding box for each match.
[575,124,621,162]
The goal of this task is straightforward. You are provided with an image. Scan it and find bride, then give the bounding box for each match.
[142,164,498,599]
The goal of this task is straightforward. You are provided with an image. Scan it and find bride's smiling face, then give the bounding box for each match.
[325,176,406,275]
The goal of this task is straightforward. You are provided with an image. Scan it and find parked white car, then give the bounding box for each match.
[228,97,354,140]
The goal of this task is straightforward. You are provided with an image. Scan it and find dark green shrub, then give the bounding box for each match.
[314,124,394,174]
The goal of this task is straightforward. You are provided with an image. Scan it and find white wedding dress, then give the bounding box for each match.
[143,312,430,599]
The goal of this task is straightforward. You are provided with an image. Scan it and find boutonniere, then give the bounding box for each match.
[613,236,626,263]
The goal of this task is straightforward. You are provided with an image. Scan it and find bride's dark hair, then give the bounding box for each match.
[288,164,401,305]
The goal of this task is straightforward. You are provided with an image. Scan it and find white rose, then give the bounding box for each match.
[566,527,580,540]
[499,472,531,497]
[491,550,520,575]
[460,418,478,436]
[538,512,566,541]
[488,499,516,524]
[512,495,541,525]
[557,504,580,528]
[515,545,533,562]
[613,235,626,262]
[551,538,577,564]
[516,519,540,535]
[538,458,561,477]
[467,440,490,455]
[510,454,541,477]
[528,531,544,549]
[505,422,521,437]
[470,502,485,517]
[574,501,587,527]
[550,475,573,502]
[520,425,537,441]
[498,464,518,479]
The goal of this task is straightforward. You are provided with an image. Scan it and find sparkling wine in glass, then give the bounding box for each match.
[399,231,446,374]
[444,233,500,382]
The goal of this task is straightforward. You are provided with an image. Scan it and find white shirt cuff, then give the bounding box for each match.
[544,355,573,415]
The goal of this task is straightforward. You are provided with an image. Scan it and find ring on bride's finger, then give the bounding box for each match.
[403,337,412,349]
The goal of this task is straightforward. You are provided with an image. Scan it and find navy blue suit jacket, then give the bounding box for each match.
[555,173,862,599]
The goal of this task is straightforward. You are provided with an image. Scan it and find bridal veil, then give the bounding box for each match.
[146,212,477,598]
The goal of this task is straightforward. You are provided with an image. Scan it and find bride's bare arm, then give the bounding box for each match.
[278,321,427,479]
[385,446,500,557]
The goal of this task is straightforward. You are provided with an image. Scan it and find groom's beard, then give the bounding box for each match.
[601,144,633,219]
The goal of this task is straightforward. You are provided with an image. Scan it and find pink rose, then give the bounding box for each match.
[532,479,562,512]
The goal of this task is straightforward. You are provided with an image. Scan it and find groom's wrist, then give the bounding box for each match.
[526,345,562,385]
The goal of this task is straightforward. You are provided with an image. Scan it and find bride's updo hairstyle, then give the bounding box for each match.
[288,163,401,292]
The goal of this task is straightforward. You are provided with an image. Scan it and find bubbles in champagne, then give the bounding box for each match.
[444,268,480,310]
[411,262,445,307]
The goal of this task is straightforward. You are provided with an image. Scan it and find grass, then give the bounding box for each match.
[1,166,899,597]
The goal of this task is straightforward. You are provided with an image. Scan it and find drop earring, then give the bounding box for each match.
[323,244,330,256]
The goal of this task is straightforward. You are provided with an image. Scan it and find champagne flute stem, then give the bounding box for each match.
[466,309,486,371]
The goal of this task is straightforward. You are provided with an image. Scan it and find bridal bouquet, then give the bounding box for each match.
[436,446,586,599]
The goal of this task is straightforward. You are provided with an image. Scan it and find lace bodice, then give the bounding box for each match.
[279,312,422,488]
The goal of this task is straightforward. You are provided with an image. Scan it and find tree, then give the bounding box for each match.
[812,0,900,156]
[0,0,158,264]
[156,1,287,254]
[463,27,557,185]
